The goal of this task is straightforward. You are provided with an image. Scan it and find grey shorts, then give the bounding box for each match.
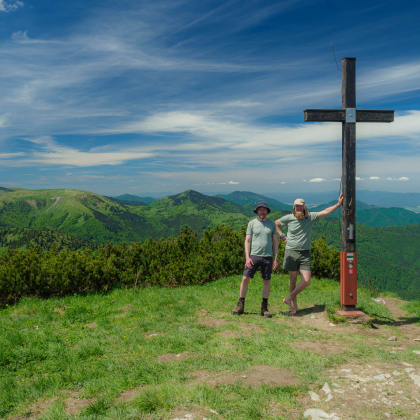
[282,249,311,272]
[243,255,273,280]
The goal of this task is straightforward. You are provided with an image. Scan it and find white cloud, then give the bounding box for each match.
[0,0,23,13]
[20,136,152,167]
[228,181,239,184]
[332,178,341,181]
[0,152,25,158]
[356,177,364,181]
[309,178,325,183]
[281,181,286,184]
[369,176,380,180]
[385,176,409,181]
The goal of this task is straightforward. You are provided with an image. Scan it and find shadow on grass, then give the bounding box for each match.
[370,314,420,327]
[286,304,326,318]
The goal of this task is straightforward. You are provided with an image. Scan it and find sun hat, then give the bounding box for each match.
[293,198,310,218]
[253,201,271,214]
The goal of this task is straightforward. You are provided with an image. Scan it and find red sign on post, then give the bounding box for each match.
[340,251,357,308]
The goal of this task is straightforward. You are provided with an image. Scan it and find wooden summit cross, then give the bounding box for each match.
[304,57,394,311]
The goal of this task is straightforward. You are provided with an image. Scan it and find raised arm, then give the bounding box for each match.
[318,192,344,219]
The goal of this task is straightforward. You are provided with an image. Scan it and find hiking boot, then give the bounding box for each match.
[261,301,272,318]
[231,299,244,315]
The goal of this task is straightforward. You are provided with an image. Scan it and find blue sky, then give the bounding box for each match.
[0,0,420,196]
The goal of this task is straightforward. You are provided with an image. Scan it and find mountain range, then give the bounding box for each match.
[1,186,420,299]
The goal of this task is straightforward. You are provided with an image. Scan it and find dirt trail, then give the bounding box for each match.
[381,296,420,341]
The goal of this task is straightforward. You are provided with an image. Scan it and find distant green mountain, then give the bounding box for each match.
[0,227,97,253]
[309,200,377,213]
[0,187,161,243]
[310,219,420,300]
[105,196,147,207]
[356,207,420,228]
[309,201,420,228]
[132,190,251,233]
[114,194,155,204]
[217,191,291,211]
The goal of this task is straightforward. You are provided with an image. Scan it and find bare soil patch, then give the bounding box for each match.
[53,306,70,315]
[292,339,349,355]
[382,296,420,341]
[119,305,134,311]
[157,352,190,362]
[84,322,98,328]
[190,365,297,387]
[116,389,140,403]
[164,406,220,420]
[196,309,209,317]
[64,396,93,415]
[217,330,241,338]
[197,317,228,327]
[236,322,265,336]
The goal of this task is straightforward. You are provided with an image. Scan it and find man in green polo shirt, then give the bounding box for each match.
[231,202,278,318]
[276,193,343,314]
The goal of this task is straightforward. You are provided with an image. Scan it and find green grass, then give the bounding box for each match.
[0,275,418,420]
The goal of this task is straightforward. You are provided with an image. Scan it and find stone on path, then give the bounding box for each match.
[303,409,341,420]
[402,362,413,367]
[409,373,420,387]
[414,338,420,342]
[309,391,320,401]
[387,336,397,341]
[325,394,333,402]
[413,350,420,355]
[322,383,332,394]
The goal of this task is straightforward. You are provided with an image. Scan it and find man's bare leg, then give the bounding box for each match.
[288,271,298,314]
[283,270,311,312]
[262,279,270,299]
[240,276,251,298]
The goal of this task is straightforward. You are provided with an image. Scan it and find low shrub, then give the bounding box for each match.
[0,225,339,306]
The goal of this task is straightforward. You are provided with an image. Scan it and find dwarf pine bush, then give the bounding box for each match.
[0,225,339,306]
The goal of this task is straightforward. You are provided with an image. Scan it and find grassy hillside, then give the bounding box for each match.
[1,275,419,420]
[105,196,147,207]
[131,190,252,233]
[356,207,420,227]
[0,187,161,243]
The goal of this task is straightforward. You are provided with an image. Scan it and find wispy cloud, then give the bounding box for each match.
[19,136,152,167]
[309,178,326,183]
[0,0,23,13]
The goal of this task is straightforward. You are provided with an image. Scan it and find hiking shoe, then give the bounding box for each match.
[261,302,272,318]
[231,299,244,315]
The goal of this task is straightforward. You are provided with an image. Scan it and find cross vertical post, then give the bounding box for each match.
[303,57,394,312]
[341,58,356,310]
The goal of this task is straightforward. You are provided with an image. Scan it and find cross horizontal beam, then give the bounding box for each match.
[304,109,394,123]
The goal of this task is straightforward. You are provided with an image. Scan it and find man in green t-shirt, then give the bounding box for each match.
[276,193,343,314]
[231,202,279,318]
